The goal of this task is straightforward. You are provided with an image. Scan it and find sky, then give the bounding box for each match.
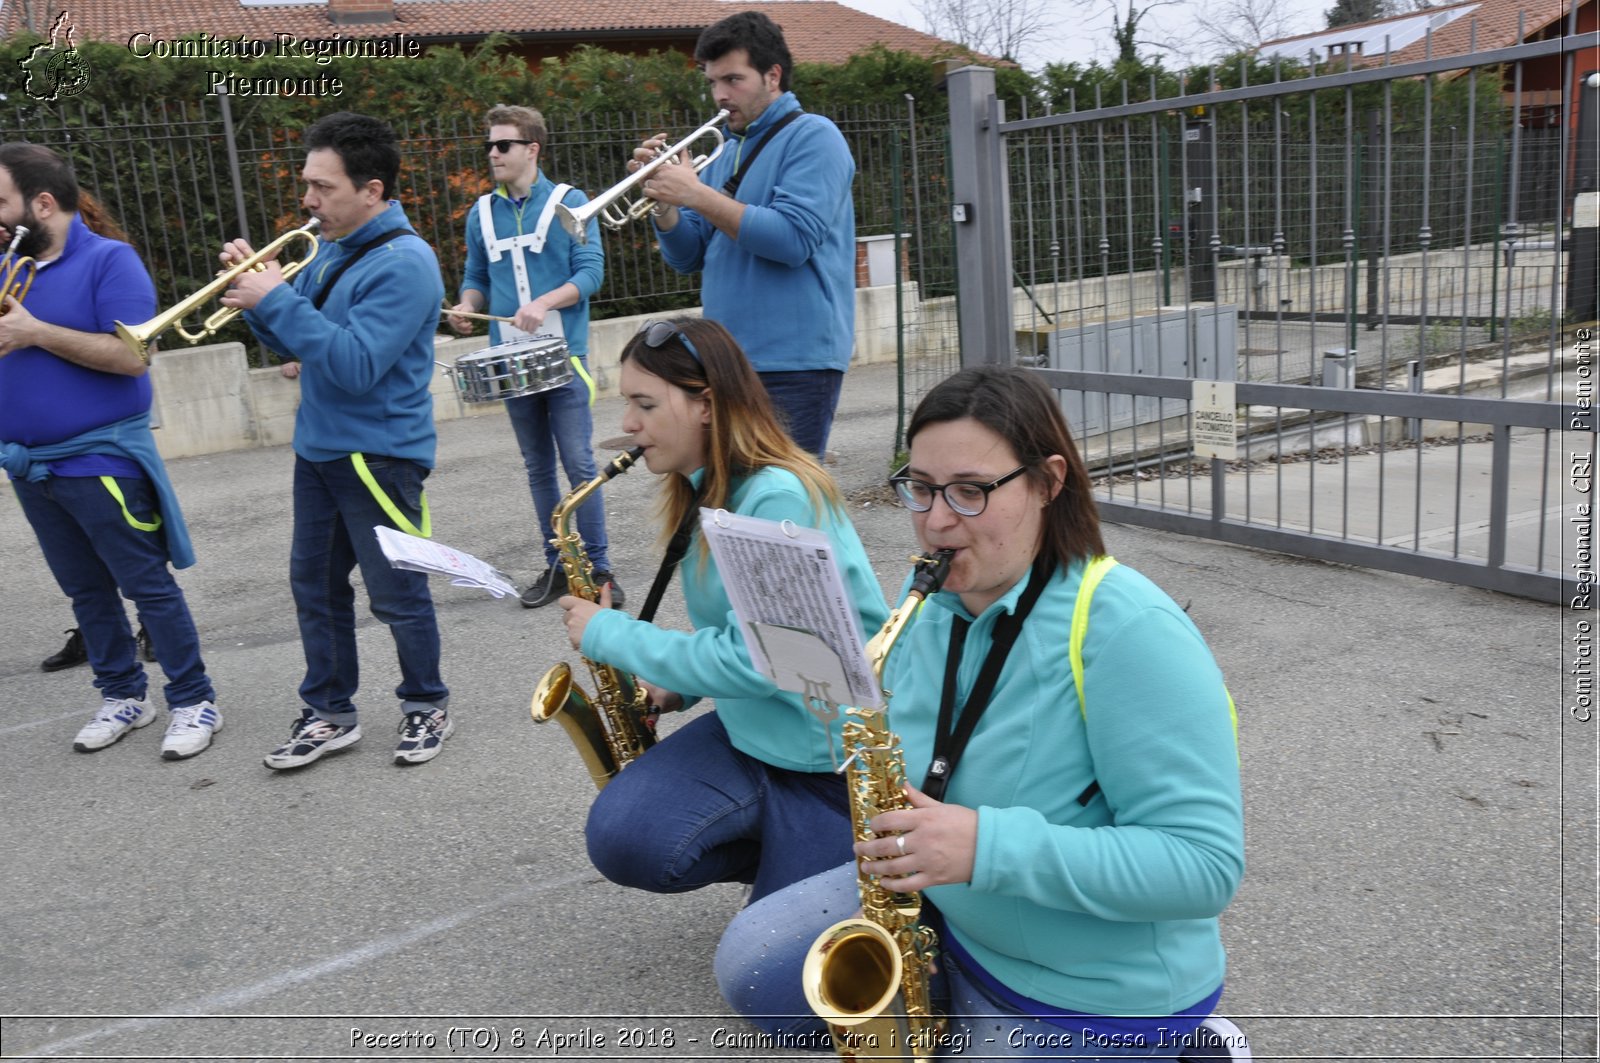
[834,0,1337,71]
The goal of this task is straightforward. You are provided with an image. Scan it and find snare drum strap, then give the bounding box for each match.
[476,187,573,342]
[350,452,432,539]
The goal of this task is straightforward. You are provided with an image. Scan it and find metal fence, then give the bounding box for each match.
[0,96,958,389]
[944,18,1596,605]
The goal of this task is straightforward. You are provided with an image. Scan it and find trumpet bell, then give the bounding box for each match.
[557,110,730,245]
[113,219,321,362]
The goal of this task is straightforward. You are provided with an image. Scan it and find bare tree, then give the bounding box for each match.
[1187,0,1304,61]
[912,0,1061,62]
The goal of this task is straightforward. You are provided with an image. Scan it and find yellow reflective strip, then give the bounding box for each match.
[349,453,431,538]
[569,355,596,407]
[99,476,163,532]
[1070,555,1118,721]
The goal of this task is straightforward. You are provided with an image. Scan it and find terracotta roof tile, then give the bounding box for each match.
[1259,0,1577,66]
[3,0,970,64]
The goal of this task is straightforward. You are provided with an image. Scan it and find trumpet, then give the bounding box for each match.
[1,225,36,312]
[555,110,730,244]
[113,219,321,362]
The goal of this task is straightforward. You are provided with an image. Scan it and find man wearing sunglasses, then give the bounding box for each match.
[448,105,621,611]
[633,10,855,458]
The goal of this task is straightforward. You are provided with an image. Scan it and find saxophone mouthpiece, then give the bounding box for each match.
[908,549,955,598]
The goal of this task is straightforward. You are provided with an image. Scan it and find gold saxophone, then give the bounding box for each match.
[802,548,955,1062]
[530,447,656,790]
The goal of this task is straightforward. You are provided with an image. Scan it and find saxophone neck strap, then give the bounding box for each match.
[637,482,704,624]
[921,554,1053,802]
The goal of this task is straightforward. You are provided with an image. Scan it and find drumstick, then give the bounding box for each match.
[441,304,520,325]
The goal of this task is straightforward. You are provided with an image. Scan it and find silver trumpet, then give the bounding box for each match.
[555,110,730,243]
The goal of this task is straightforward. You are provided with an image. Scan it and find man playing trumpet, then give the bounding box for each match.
[0,143,222,759]
[218,111,453,771]
[635,10,856,459]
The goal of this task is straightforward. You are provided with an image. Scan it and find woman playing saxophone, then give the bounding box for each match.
[716,365,1248,1061]
[556,317,888,909]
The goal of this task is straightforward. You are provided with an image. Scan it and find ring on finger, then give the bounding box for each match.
[895,835,907,856]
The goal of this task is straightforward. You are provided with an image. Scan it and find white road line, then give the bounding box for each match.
[8,869,595,1060]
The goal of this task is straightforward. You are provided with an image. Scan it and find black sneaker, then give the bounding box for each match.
[42,628,88,672]
[592,572,626,609]
[136,624,156,663]
[263,713,361,770]
[520,567,568,609]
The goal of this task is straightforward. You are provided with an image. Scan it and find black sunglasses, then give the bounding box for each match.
[486,139,534,154]
[638,319,702,363]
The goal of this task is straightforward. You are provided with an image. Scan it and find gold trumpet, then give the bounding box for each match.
[114,219,321,362]
[555,110,730,244]
[1,225,36,312]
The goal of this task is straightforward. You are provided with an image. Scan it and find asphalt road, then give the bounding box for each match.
[0,360,1590,1062]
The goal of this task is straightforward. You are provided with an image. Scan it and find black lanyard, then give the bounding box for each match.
[721,110,802,198]
[311,229,409,310]
[636,481,704,624]
[921,556,1053,801]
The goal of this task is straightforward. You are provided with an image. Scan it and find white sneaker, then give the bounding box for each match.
[73,696,155,752]
[161,701,222,760]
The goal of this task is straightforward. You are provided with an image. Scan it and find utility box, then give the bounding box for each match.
[1322,348,1356,389]
[1048,305,1238,436]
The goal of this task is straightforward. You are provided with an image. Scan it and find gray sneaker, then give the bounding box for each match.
[73,696,154,752]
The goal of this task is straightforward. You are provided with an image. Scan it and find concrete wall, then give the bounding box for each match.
[146,282,924,461]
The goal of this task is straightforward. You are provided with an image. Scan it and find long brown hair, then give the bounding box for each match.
[619,316,842,552]
[907,365,1105,567]
[76,190,131,245]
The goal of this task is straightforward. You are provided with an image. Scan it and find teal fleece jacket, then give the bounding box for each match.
[885,557,1245,1016]
[243,202,445,466]
[581,466,889,772]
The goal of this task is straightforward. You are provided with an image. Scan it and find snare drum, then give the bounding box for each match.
[450,336,574,404]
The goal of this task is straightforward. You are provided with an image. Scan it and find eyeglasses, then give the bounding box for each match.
[638,319,702,363]
[486,139,534,154]
[889,465,1028,517]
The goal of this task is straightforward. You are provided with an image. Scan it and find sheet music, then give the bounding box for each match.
[698,509,881,708]
[375,525,520,600]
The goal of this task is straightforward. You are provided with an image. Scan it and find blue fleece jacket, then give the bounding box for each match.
[581,466,889,772]
[883,558,1245,1016]
[243,202,444,466]
[459,173,603,355]
[655,93,856,374]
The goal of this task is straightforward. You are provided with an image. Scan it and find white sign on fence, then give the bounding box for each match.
[1192,380,1239,461]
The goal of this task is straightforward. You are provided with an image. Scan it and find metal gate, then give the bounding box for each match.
[944,19,1597,604]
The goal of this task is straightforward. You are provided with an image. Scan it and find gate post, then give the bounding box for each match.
[946,65,1013,367]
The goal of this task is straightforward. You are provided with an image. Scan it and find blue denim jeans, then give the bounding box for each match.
[759,369,845,458]
[504,364,611,572]
[716,863,1185,1060]
[290,454,447,725]
[585,712,853,903]
[13,473,214,708]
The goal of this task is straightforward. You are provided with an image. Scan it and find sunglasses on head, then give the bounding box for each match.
[486,138,534,154]
[638,319,702,363]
